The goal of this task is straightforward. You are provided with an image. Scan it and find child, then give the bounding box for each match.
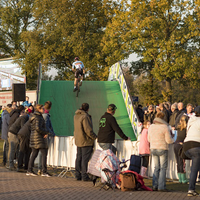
[139,121,151,178]
[174,115,188,183]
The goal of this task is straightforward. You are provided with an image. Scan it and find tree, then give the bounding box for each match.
[0,0,36,55]
[0,0,39,89]
[19,0,118,82]
[102,0,200,101]
[130,59,162,105]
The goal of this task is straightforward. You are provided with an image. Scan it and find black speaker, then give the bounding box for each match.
[12,83,26,102]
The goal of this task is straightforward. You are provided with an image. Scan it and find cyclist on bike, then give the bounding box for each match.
[72,57,85,92]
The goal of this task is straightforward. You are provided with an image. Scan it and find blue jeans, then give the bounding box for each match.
[98,143,112,150]
[185,147,200,191]
[98,143,117,154]
[151,149,168,190]
[3,140,9,165]
[8,132,19,168]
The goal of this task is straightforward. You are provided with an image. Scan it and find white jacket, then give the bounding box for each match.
[184,116,200,143]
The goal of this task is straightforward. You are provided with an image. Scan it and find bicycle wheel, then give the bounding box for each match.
[76,82,79,97]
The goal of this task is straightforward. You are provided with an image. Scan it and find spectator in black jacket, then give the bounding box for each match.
[17,120,32,172]
[97,104,130,152]
[136,105,144,123]
[175,102,186,129]
[26,104,50,177]
[169,103,179,129]
[8,105,25,129]
[159,103,170,123]
[7,109,27,170]
[144,105,156,124]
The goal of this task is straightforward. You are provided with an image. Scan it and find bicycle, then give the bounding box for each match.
[75,74,81,97]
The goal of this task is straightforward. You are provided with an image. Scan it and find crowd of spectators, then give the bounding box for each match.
[136,102,200,196]
[1,99,200,197]
[0,97,54,177]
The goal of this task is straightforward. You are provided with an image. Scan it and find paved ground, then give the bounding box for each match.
[0,167,199,200]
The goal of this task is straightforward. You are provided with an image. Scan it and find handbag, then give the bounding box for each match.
[128,154,141,174]
[119,172,136,191]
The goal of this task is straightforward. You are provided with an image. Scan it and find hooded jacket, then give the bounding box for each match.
[1,107,12,140]
[18,120,31,140]
[148,118,174,150]
[8,109,22,129]
[29,111,49,149]
[18,120,31,152]
[42,112,55,137]
[9,114,29,135]
[74,109,97,147]
[97,112,128,143]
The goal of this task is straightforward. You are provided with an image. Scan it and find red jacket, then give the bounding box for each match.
[120,170,152,191]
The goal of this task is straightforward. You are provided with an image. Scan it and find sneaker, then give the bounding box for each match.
[17,167,25,172]
[158,189,170,192]
[26,171,38,177]
[188,190,199,197]
[73,87,77,92]
[76,177,82,181]
[82,177,92,182]
[8,166,16,171]
[41,172,51,177]
[37,170,42,176]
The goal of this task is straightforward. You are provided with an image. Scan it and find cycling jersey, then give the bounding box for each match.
[72,61,84,70]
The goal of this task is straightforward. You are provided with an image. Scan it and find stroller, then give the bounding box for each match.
[95,149,128,190]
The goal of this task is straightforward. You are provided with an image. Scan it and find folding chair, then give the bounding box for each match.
[100,168,118,191]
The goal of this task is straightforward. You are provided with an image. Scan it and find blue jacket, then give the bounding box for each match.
[1,108,12,140]
[42,113,55,137]
[22,101,32,107]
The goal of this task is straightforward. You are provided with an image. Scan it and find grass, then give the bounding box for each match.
[0,134,200,193]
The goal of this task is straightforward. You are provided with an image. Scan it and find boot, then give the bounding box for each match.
[177,173,182,183]
[181,173,188,184]
[141,166,148,178]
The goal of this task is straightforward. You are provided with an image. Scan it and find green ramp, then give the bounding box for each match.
[39,80,136,141]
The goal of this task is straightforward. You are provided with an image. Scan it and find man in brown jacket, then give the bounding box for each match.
[74,103,97,181]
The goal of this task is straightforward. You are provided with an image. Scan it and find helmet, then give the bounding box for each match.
[75,57,79,61]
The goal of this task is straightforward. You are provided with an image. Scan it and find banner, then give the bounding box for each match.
[108,62,141,138]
